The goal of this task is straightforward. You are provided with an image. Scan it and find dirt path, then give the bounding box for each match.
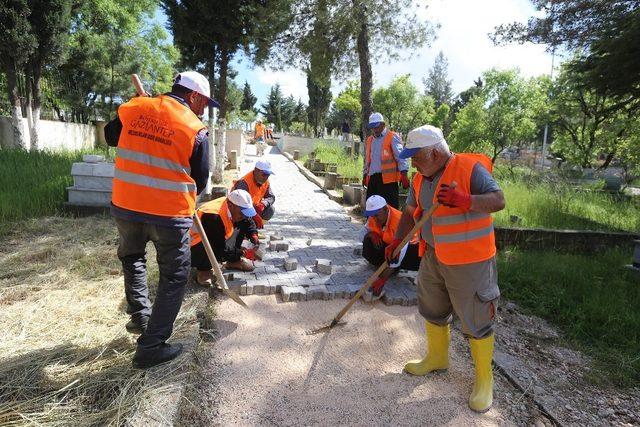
[181,296,543,426]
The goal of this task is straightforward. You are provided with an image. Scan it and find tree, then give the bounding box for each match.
[333,80,361,133]
[449,69,546,163]
[452,77,483,113]
[493,0,640,111]
[373,74,435,136]
[0,0,36,148]
[261,84,284,131]
[240,81,257,113]
[423,51,453,108]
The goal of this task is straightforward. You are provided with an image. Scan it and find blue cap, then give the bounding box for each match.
[241,206,257,217]
[399,147,422,159]
[368,121,383,129]
[255,160,275,175]
[208,98,221,109]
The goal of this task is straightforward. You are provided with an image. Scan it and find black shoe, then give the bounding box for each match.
[125,316,149,335]
[132,343,184,369]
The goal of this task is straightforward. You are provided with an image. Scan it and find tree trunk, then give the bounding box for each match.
[353,0,373,156]
[202,47,218,198]
[5,62,28,149]
[213,48,230,184]
[27,62,42,150]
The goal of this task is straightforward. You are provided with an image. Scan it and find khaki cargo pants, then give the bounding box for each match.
[417,245,500,338]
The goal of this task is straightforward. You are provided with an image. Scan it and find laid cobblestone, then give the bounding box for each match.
[284,257,298,271]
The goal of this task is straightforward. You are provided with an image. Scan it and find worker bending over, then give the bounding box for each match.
[231,160,275,229]
[359,195,420,300]
[387,124,505,413]
[190,189,261,285]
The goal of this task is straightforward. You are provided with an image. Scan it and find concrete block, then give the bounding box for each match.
[224,273,234,282]
[67,187,112,207]
[324,172,338,190]
[315,258,332,275]
[293,150,300,160]
[226,280,243,294]
[281,285,306,302]
[253,283,265,295]
[255,247,266,260]
[284,257,298,271]
[73,175,113,190]
[83,154,105,163]
[228,150,238,169]
[306,284,329,300]
[71,161,114,177]
[275,242,289,252]
[345,283,362,298]
[353,246,363,256]
[270,233,284,241]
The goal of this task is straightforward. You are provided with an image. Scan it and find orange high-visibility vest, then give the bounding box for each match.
[412,153,496,265]
[366,205,418,245]
[190,197,234,247]
[112,95,205,217]
[365,131,401,184]
[233,170,269,206]
[254,123,265,138]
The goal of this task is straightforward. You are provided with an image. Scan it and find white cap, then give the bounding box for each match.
[364,195,387,216]
[368,112,385,128]
[227,189,257,217]
[255,159,275,175]
[174,71,220,108]
[399,125,447,159]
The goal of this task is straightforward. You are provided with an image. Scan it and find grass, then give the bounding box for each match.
[301,141,364,179]
[498,247,640,387]
[0,216,201,425]
[0,148,112,227]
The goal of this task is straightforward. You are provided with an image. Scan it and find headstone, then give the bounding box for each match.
[324,172,338,190]
[327,164,338,173]
[293,150,300,160]
[228,150,238,169]
[67,160,114,207]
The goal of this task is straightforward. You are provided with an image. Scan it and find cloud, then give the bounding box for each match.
[255,68,309,103]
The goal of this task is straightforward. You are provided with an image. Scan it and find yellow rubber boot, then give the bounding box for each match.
[404,322,450,375]
[468,334,495,413]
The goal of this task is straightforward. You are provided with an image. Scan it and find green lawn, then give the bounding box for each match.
[498,248,640,387]
[0,148,110,228]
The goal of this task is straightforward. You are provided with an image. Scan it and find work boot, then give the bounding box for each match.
[196,269,214,286]
[224,258,255,272]
[132,343,184,369]
[404,321,450,375]
[125,316,149,335]
[468,334,495,413]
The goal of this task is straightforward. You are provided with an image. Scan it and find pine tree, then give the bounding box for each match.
[240,80,257,113]
[423,51,453,108]
[261,84,284,131]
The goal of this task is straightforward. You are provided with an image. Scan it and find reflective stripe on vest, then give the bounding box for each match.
[190,197,234,247]
[365,131,401,184]
[234,170,269,206]
[413,153,496,265]
[112,95,203,218]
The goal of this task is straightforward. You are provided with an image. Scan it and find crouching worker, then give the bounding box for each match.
[190,189,261,285]
[359,195,420,300]
[231,160,275,229]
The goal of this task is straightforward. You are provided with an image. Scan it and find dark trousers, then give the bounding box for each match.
[116,218,190,350]
[362,232,421,271]
[366,173,399,209]
[191,230,242,271]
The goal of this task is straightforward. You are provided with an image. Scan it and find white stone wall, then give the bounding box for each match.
[0,117,97,151]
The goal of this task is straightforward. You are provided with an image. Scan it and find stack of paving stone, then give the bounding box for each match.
[66,154,114,208]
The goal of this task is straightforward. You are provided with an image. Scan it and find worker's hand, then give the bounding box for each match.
[249,232,260,246]
[368,232,384,247]
[371,277,387,295]
[437,184,471,210]
[362,174,368,187]
[256,202,265,216]
[243,248,257,261]
[400,171,410,189]
[252,214,264,229]
[384,238,402,264]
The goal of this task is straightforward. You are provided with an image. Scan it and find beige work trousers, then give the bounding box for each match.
[417,245,500,338]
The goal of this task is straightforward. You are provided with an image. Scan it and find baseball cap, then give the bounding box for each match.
[364,195,387,216]
[174,71,221,109]
[255,160,275,175]
[368,112,384,129]
[227,189,257,217]
[399,125,446,159]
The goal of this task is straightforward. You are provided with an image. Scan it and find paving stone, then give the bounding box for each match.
[352,246,363,256]
[281,285,307,302]
[315,258,332,275]
[223,273,234,281]
[270,233,284,241]
[306,284,330,300]
[275,242,289,251]
[226,280,243,294]
[284,257,298,271]
[252,283,266,295]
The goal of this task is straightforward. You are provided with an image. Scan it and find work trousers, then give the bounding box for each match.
[417,245,500,338]
[116,218,190,350]
[362,232,421,271]
[366,173,399,209]
[191,229,242,271]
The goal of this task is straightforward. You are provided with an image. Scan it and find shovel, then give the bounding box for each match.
[193,213,248,308]
[309,201,441,334]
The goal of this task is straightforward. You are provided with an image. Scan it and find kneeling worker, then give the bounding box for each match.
[232,160,275,228]
[360,195,420,300]
[386,124,505,413]
[190,189,261,285]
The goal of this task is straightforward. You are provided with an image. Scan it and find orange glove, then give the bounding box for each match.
[243,248,257,261]
[437,184,471,210]
[384,238,402,264]
[400,171,410,189]
[253,214,264,229]
[371,277,387,295]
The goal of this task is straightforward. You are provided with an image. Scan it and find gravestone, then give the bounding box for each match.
[66,154,114,207]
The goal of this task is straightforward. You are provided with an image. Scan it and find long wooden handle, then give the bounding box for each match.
[131,74,149,97]
[193,213,248,308]
[330,202,440,326]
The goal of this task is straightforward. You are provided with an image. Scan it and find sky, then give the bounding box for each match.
[158,0,556,107]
